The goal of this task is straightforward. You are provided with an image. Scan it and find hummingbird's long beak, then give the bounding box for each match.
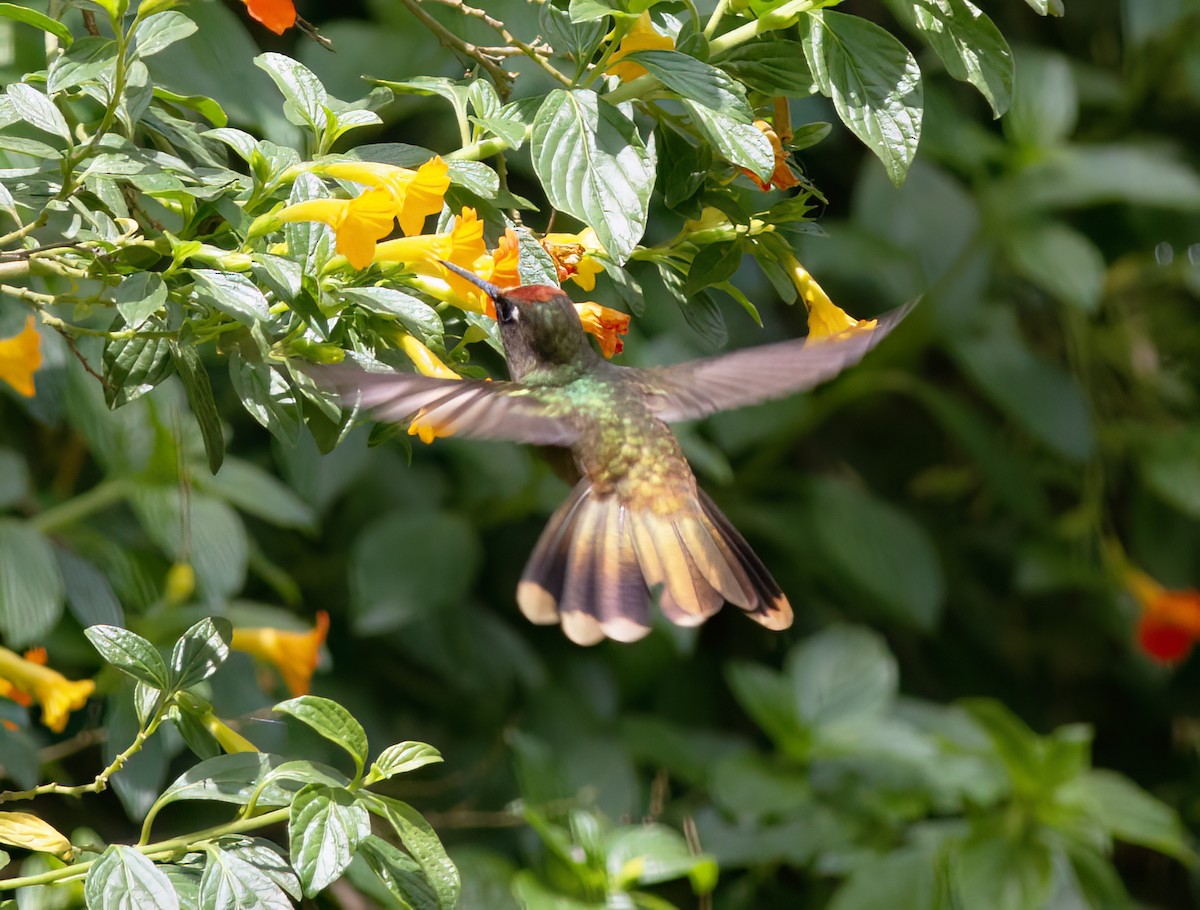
[438,259,515,321]
[438,260,502,301]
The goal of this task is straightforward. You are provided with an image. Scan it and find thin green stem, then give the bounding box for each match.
[0,710,161,803]
[0,807,291,892]
[30,478,133,534]
[703,0,730,38]
[708,0,814,56]
[581,17,633,89]
[447,135,515,162]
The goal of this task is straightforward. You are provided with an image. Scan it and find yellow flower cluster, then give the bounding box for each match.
[0,316,41,398]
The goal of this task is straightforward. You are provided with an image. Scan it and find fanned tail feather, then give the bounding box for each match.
[517,482,793,644]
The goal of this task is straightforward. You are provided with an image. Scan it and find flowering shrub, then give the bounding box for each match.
[1,0,1198,908]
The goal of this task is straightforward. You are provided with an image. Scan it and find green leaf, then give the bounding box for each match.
[951,827,1053,910]
[362,794,460,910]
[6,83,70,141]
[807,478,945,629]
[947,306,1095,460]
[85,625,169,688]
[539,2,607,63]
[102,330,175,408]
[169,617,232,690]
[288,785,371,897]
[221,838,301,901]
[85,845,179,910]
[685,241,743,297]
[1013,144,1200,211]
[1005,220,1105,312]
[568,0,620,22]
[1004,49,1076,148]
[787,625,899,731]
[0,3,72,45]
[152,87,228,127]
[349,512,481,635]
[254,52,328,132]
[338,288,443,347]
[622,49,752,117]
[1023,0,1064,16]
[201,459,315,530]
[682,100,774,180]
[0,448,28,509]
[199,847,292,910]
[114,273,168,328]
[530,89,656,264]
[358,835,439,910]
[715,39,814,97]
[229,354,301,445]
[829,840,943,910]
[724,662,806,752]
[56,550,125,628]
[130,488,248,600]
[172,344,225,474]
[1067,770,1195,863]
[803,10,923,186]
[364,742,443,785]
[605,824,718,892]
[191,270,270,326]
[0,520,65,648]
[274,696,369,781]
[883,0,1013,118]
[131,11,197,58]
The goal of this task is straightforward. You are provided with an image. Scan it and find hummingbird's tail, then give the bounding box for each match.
[516,481,793,645]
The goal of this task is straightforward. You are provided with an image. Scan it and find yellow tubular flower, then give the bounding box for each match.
[375,207,490,306]
[0,316,42,397]
[316,156,450,236]
[541,227,607,291]
[783,254,877,341]
[276,187,398,269]
[230,611,329,697]
[397,335,460,444]
[490,228,522,290]
[605,11,674,82]
[0,646,94,733]
[202,712,260,754]
[575,301,631,358]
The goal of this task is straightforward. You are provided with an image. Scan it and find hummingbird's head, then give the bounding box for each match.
[439,261,597,381]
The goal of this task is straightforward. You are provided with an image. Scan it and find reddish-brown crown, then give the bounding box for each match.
[503,284,567,304]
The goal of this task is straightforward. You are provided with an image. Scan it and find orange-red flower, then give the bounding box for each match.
[741,120,802,192]
[604,11,674,82]
[1126,569,1200,664]
[231,611,329,696]
[575,301,630,358]
[242,0,296,35]
[0,316,41,397]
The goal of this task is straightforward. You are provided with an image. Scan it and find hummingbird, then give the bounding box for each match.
[334,263,911,645]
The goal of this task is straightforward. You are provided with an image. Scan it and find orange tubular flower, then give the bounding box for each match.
[541,227,606,292]
[242,0,296,34]
[575,301,631,358]
[489,228,522,290]
[605,11,674,82]
[0,316,41,397]
[231,611,329,697]
[741,120,802,192]
[781,253,877,341]
[1126,570,1200,664]
[0,646,95,733]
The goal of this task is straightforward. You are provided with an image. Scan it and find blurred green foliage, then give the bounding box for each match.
[2,0,1200,908]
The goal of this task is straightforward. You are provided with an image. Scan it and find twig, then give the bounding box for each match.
[423,0,572,87]
[394,0,515,98]
[57,328,109,389]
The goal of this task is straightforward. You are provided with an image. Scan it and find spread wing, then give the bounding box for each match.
[640,302,914,423]
[323,363,579,446]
